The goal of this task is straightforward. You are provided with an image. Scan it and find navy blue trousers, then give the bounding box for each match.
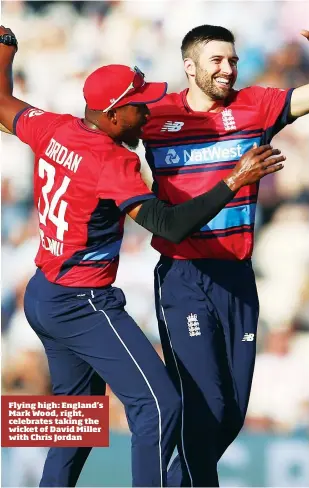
[24,269,181,487]
[155,257,259,487]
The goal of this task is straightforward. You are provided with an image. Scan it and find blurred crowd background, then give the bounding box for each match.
[1,0,309,486]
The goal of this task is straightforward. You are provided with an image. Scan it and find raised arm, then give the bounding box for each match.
[0,26,30,133]
[128,145,285,243]
[290,30,309,118]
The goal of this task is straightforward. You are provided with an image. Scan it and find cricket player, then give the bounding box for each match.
[142,24,309,486]
[0,25,286,487]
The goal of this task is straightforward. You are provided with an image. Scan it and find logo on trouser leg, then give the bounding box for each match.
[187,313,201,337]
[242,333,255,341]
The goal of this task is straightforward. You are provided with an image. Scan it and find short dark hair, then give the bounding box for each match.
[181,25,235,61]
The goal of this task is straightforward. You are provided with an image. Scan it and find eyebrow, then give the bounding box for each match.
[210,55,239,61]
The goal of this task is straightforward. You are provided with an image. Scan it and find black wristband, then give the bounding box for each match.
[135,180,235,244]
[0,34,18,51]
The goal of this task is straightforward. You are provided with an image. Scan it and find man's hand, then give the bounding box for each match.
[0,25,17,57]
[0,25,30,134]
[300,29,309,41]
[224,144,285,192]
[289,29,309,117]
[0,25,16,37]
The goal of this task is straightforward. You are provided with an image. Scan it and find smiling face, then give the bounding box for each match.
[185,40,238,100]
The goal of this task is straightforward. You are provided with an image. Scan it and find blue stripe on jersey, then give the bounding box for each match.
[151,137,261,169]
[56,199,123,280]
[145,128,263,146]
[261,88,294,143]
[230,195,257,205]
[118,193,155,212]
[200,204,256,232]
[82,239,122,261]
[155,164,236,176]
[13,106,34,135]
[192,224,254,239]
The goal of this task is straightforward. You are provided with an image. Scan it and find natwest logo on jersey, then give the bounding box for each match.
[165,149,180,164]
[152,138,261,169]
[184,144,243,163]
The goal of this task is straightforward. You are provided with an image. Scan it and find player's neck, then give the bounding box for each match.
[83,118,101,131]
[83,118,115,139]
[186,87,225,113]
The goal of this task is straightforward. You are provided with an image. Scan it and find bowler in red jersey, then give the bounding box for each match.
[142,24,309,487]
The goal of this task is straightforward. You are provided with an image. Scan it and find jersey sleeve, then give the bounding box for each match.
[13,106,64,152]
[250,86,295,141]
[96,153,155,211]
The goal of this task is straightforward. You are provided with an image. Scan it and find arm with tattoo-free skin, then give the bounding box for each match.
[289,30,309,118]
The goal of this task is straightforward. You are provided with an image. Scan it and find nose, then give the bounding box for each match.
[220,59,233,76]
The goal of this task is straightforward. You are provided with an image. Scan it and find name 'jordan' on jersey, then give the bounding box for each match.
[14,107,154,287]
[143,86,294,260]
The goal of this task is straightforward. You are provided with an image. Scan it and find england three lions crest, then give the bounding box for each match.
[221,109,236,131]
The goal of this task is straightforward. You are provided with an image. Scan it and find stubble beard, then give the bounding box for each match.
[122,133,140,149]
[123,136,139,150]
[195,64,232,101]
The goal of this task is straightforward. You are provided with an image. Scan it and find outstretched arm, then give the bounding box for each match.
[128,145,286,244]
[290,30,309,118]
[0,26,30,133]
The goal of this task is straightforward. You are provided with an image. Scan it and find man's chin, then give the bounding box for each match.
[212,84,233,100]
[214,93,229,101]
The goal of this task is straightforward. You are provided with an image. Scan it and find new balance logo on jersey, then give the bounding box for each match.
[161,121,184,132]
[242,333,255,342]
[187,313,201,337]
[221,109,236,131]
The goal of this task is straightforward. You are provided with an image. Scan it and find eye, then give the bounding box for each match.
[230,59,238,67]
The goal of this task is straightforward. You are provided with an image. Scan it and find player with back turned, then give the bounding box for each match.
[141,24,309,487]
[0,25,287,487]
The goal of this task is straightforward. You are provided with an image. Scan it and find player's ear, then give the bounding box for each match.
[184,58,196,78]
[106,109,117,125]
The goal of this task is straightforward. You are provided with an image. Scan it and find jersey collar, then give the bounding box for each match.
[181,88,235,114]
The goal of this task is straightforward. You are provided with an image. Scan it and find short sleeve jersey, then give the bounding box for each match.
[14,107,154,286]
[142,86,295,260]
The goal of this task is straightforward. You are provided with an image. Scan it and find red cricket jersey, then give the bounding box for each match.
[14,107,154,287]
[142,86,295,260]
